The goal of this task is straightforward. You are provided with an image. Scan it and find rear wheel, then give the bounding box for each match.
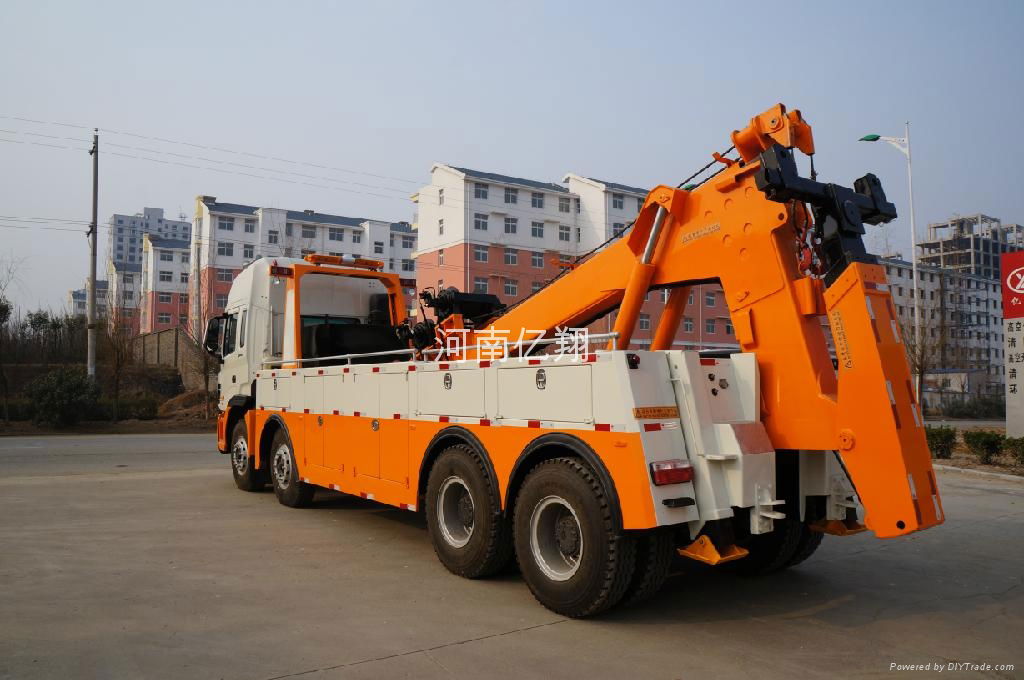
[513,457,635,618]
[270,428,314,508]
[621,529,674,606]
[230,419,267,492]
[732,518,819,576]
[425,445,513,578]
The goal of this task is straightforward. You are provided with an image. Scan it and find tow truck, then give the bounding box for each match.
[203,104,943,617]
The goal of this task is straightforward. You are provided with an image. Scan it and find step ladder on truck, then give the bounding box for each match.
[202,103,944,617]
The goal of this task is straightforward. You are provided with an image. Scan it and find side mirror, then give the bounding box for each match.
[203,316,224,356]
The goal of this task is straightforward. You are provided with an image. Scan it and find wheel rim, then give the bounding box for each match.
[231,436,249,475]
[437,476,475,548]
[530,495,583,581]
[272,444,292,488]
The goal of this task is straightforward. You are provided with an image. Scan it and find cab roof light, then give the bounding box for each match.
[269,265,293,278]
[304,254,384,270]
[650,459,694,486]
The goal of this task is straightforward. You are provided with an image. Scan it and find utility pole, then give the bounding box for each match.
[87,129,98,379]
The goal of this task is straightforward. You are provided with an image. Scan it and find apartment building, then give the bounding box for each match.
[107,207,191,266]
[189,196,417,330]
[139,235,191,334]
[105,261,142,332]
[67,279,109,318]
[881,256,1004,398]
[919,214,1022,280]
[412,164,737,349]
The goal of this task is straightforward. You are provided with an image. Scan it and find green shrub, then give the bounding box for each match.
[127,395,158,420]
[24,366,100,427]
[1005,437,1024,466]
[1,398,35,422]
[925,425,957,459]
[962,430,1006,465]
[942,396,1006,419]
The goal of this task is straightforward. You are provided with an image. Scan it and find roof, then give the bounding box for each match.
[389,222,415,234]
[200,198,370,228]
[112,261,142,273]
[588,178,649,196]
[448,166,569,194]
[148,237,190,249]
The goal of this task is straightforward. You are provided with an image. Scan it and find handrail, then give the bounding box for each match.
[261,331,621,368]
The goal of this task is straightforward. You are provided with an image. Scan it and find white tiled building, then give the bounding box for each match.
[189,196,417,330]
[107,207,191,266]
[139,235,192,334]
[881,256,1004,397]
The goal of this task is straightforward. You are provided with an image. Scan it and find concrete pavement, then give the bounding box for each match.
[0,434,1020,680]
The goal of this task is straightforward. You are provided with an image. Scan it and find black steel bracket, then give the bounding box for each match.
[754,145,897,285]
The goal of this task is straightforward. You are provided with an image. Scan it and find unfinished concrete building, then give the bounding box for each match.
[919,214,1023,279]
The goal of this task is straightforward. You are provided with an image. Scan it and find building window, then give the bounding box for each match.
[473,245,488,262]
[301,249,315,256]
[217,268,233,282]
[531,222,544,238]
[438,188,444,206]
[218,241,234,257]
[725,320,734,335]
[302,225,317,239]
[612,193,624,210]
[160,250,173,262]
[705,318,716,334]
[373,241,384,254]
[352,232,362,244]
[575,227,581,243]
[402,235,415,248]
[285,223,293,237]
[613,223,625,237]
[180,253,190,264]
[328,228,344,241]
[438,249,444,265]
[473,277,488,293]
[531,251,544,268]
[179,314,187,326]
[504,279,518,297]
[684,317,694,332]
[639,313,650,331]
[531,192,544,209]
[558,225,570,242]
[574,198,580,213]
[474,183,489,199]
[157,312,171,324]
[531,281,543,293]
[438,218,445,235]
[504,187,518,204]
[267,231,279,245]
[559,197,570,213]
[401,259,415,272]
[244,218,255,233]
[180,293,188,305]
[504,217,517,234]
[158,292,172,304]
[123,274,133,284]
[473,213,488,231]
[243,244,254,259]
[159,270,172,283]
[215,294,228,308]
[217,216,234,231]
[180,273,189,284]
[637,197,643,212]
[705,291,715,307]
[504,248,518,266]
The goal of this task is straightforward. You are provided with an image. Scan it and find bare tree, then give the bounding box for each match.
[103,305,136,421]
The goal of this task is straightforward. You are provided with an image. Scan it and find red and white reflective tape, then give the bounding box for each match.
[329,484,342,491]
[359,492,376,500]
[399,503,417,512]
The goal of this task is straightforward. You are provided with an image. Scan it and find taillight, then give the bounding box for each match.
[650,459,694,486]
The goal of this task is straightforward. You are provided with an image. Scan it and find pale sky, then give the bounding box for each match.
[1,0,1021,310]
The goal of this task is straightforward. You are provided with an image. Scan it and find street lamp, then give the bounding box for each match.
[860,123,921,400]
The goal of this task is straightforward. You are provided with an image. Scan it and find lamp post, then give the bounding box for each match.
[860,123,920,400]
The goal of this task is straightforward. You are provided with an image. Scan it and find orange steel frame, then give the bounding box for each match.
[448,104,942,538]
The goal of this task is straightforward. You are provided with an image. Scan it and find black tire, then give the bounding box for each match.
[269,428,314,508]
[731,518,806,576]
[621,529,674,606]
[782,526,824,569]
[230,419,267,492]
[513,457,636,618]
[425,445,513,578]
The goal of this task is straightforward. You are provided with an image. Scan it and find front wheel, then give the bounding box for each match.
[230,419,267,492]
[513,457,635,618]
[270,428,314,508]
